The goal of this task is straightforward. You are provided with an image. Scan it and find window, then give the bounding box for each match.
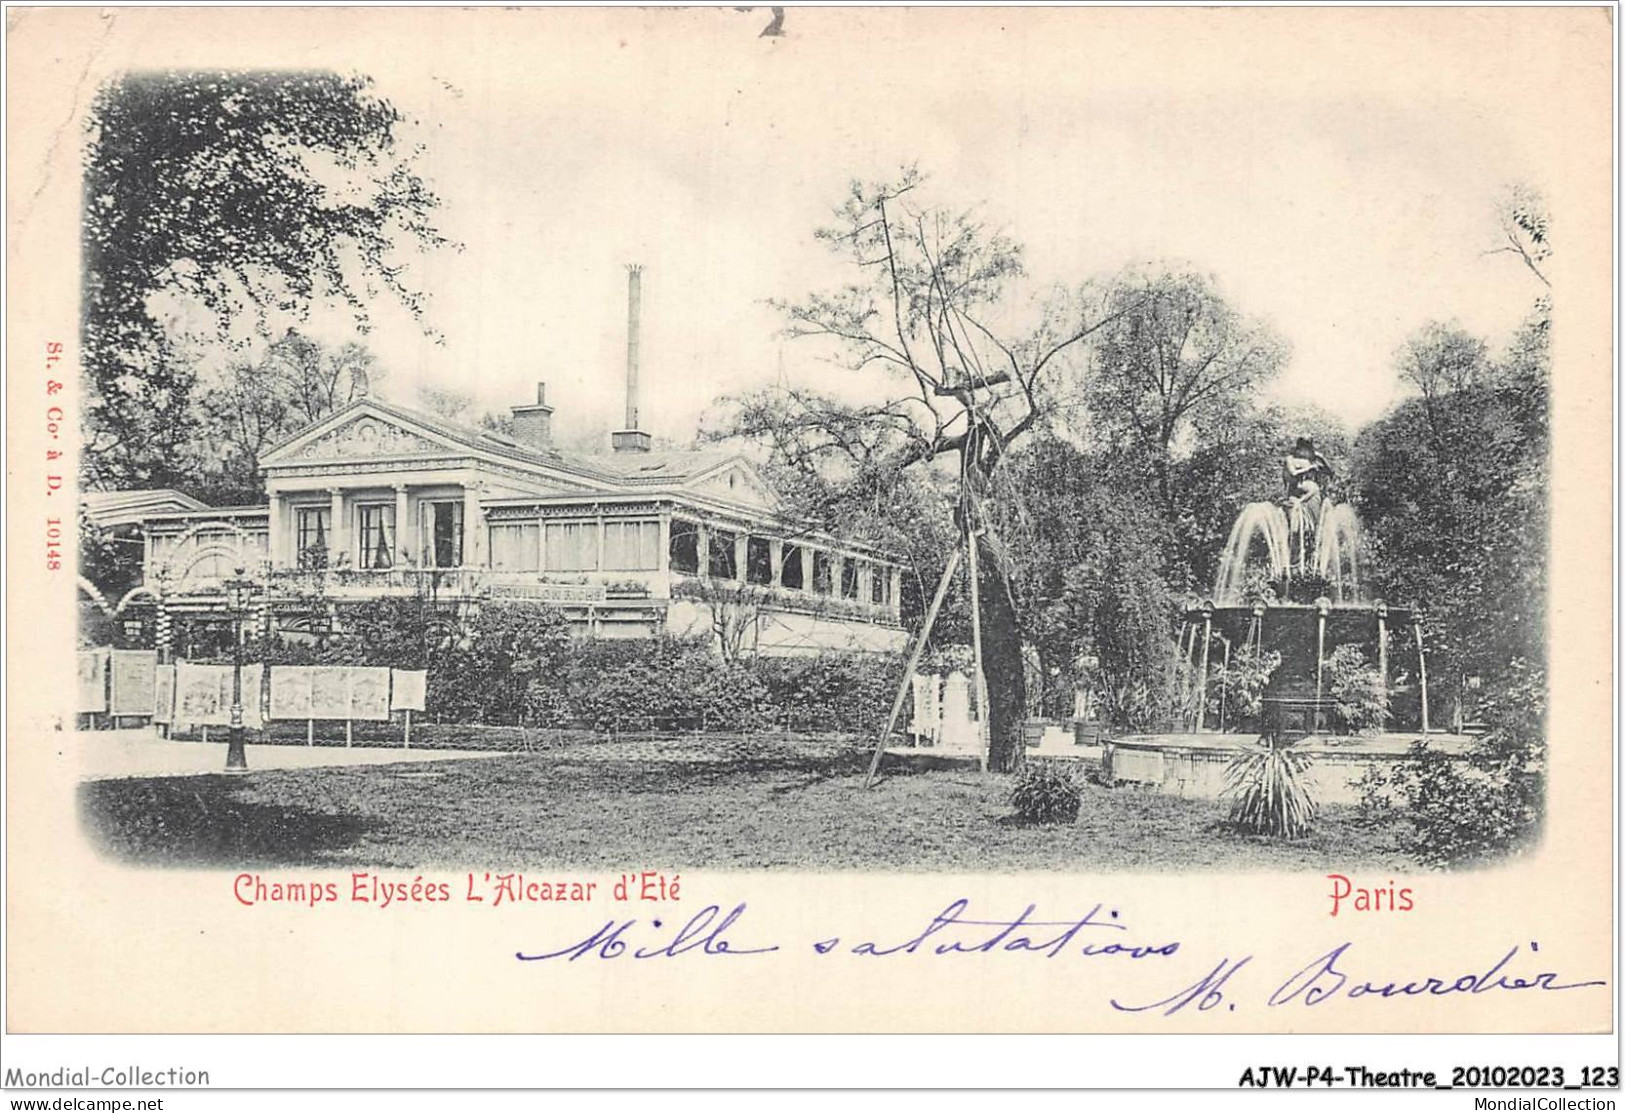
[422,501,464,568]
[746,537,773,586]
[489,522,540,572]
[295,507,330,569]
[812,551,832,596]
[544,521,599,572]
[709,529,738,580]
[357,505,396,570]
[872,564,892,606]
[841,558,860,600]
[603,520,659,570]
[780,543,804,590]
[669,519,700,574]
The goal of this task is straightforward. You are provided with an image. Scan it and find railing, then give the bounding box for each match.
[269,567,483,598]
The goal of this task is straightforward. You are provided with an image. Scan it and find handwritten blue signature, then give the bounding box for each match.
[515,901,1607,1015]
[1110,940,1607,1016]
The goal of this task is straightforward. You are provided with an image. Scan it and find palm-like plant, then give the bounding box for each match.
[1223,737,1318,838]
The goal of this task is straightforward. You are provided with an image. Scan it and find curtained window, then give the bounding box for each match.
[422,502,464,568]
[489,522,540,571]
[295,507,330,568]
[603,520,659,570]
[544,521,599,572]
[357,505,395,570]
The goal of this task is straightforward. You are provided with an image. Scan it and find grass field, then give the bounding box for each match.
[78,735,1417,872]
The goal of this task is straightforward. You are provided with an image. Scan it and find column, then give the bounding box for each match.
[266,493,284,568]
[393,486,409,568]
[1196,605,1213,731]
[697,525,711,579]
[769,539,783,587]
[462,482,482,569]
[801,547,814,592]
[1375,602,1389,711]
[328,489,347,566]
[889,568,903,619]
[734,532,747,584]
[1413,613,1430,734]
[857,562,872,609]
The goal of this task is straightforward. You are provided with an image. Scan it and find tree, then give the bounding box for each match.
[1394,320,1492,437]
[990,435,1179,724]
[191,330,381,504]
[1351,324,1547,720]
[82,70,448,490]
[1488,184,1551,289]
[1080,267,1288,511]
[415,384,517,436]
[768,167,1135,770]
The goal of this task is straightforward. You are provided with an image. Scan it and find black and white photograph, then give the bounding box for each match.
[4,1,1617,1085]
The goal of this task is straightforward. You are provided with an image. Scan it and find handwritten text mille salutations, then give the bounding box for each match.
[232,871,678,908]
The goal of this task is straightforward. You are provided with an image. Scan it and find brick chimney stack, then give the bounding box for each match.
[510,381,554,450]
[612,264,653,453]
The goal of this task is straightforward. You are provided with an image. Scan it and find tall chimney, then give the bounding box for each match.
[510,381,554,450]
[612,264,653,453]
[626,264,641,430]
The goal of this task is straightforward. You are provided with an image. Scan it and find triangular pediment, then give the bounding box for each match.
[262,404,466,466]
[688,459,782,512]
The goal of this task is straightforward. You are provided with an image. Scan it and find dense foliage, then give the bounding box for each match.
[1208,646,1282,727]
[1356,659,1546,868]
[1008,762,1083,825]
[82,70,446,493]
[1224,739,1318,838]
[1321,644,1389,734]
[230,601,904,734]
[1350,308,1548,728]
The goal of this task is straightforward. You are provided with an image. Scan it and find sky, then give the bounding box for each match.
[217,7,1560,450]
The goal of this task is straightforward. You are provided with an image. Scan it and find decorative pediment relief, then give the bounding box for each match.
[286,416,449,462]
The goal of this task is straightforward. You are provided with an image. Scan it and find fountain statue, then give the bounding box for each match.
[1181,438,1430,737]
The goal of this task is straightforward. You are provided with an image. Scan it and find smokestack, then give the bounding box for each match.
[626,264,641,430]
[510,381,554,451]
[612,264,653,453]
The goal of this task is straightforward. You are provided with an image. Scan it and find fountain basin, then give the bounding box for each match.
[1104,730,1473,803]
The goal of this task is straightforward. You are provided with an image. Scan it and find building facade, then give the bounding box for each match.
[121,389,907,657]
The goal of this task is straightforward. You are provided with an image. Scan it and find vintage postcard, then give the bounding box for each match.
[3,3,1617,1089]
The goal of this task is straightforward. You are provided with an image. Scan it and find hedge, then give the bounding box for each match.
[227,600,905,735]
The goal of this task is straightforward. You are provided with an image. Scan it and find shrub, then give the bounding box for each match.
[430,604,572,724]
[1009,762,1082,825]
[1355,659,1546,868]
[757,652,904,735]
[698,664,774,731]
[566,636,716,731]
[1209,647,1281,725]
[1323,644,1388,734]
[1223,738,1318,838]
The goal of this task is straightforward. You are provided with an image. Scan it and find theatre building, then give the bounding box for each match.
[102,276,906,657]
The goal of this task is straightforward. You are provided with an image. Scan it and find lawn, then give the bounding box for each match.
[78,734,1418,872]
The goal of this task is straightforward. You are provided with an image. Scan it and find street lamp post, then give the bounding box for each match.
[225,565,252,772]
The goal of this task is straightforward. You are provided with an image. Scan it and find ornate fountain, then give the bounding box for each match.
[1178,438,1431,737]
